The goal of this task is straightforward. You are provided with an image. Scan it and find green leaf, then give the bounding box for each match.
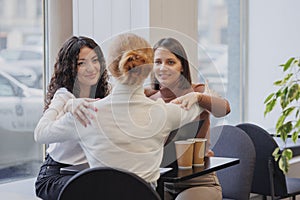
[264,99,277,116]
[283,107,295,117]
[280,88,289,109]
[280,131,288,142]
[279,155,289,174]
[274,80,283,86]
[264,93,274,104]
[278,122,293,142]
[283,57,295,71]
[292,131,299,143]
[276,115,286,130]
[278,149,292,174]
[282,148,293,159]
[288,84,299,101]
[272,147,281,161]
[295,119,300,128]
[275,90,282,98]
[282,73,293,85]
[296,87,300,100]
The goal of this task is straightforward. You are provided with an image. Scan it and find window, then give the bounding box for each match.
[198,0,245,125]
[16,0,26,18]
[0,0,4,18]
[0,0,43,183]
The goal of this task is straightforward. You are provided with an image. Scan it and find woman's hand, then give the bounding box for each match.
[64,98,99,127]
[206,149,214,157]
[170,92,201,110]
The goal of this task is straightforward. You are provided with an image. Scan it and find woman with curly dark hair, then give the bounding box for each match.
[34,36,110,200]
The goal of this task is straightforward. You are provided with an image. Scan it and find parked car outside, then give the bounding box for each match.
[0,70,43,171]
[1,61,43,89]
[0,70,43,132]
[0,46,43,62]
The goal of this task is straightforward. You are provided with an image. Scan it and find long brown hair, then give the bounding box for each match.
[152,37,192,90]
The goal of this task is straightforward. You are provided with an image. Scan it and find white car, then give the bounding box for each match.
[0,46,43,89]
[0,70,43,132]
[0,46,43,62]
[1,61,43,89]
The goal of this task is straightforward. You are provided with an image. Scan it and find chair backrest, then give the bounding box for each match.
[210,125,256,200]
[236,123,288,197]
[160,120,204,168]
[58,167,161,200]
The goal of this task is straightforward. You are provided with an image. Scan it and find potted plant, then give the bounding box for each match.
[264,57,300,173]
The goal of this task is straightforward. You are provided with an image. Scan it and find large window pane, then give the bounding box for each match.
[0,0,43,183]
[198,0,243,126]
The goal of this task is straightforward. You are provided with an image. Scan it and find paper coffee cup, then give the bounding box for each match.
[174,140,195,169]
[187,138,207,166]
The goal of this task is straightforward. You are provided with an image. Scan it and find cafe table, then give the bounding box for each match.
[156,156,239,199]
[60,156,239,199]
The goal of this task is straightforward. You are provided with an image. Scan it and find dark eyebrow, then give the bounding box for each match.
[78,55,98,61]
[167,58,175,61]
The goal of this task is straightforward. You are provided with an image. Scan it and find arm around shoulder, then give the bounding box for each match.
[193,84,231,117]
[34,91,77,144]
[197,92,231,117]
[34,109,77,144]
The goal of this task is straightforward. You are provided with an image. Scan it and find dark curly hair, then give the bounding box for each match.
[45,36,110,111]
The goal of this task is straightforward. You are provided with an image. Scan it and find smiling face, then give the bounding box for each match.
[77,47,101,91]
[153,47,183,88]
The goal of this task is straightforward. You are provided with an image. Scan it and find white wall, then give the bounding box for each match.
[72,0,150,54]
[247,0,300,131]
[72,0,198,81]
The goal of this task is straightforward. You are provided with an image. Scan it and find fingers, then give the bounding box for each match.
[74,104,96,127]
[171,93,198,110]
[206,149,214,157]
[70,99,98,127]
[83,100,98,112]
[170,98,182,104]
[180,99,193,110]
[75,105,91,127]
[180,99,189,109]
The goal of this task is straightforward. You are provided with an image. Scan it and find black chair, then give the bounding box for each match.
[58,167,161,200]
[237,123,300,200]
[210,125,256,200]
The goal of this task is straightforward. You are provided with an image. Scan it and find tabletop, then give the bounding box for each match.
[159,156,239,182]
[60,156,239,181]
